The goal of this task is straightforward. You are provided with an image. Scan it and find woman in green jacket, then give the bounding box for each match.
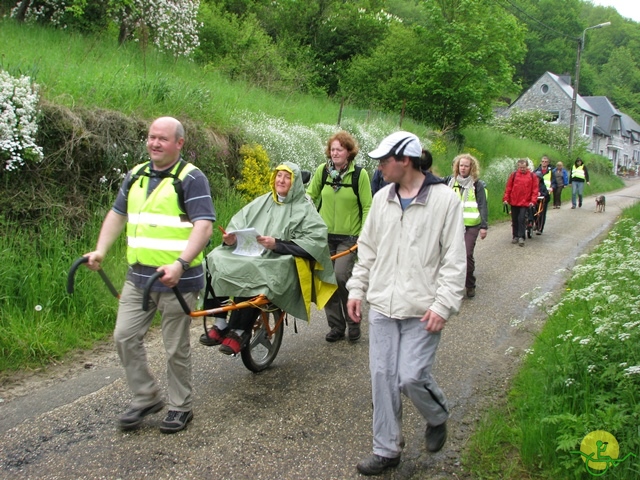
[307,131,372,342]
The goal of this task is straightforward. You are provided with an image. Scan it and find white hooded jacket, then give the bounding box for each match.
[347,173,466,321]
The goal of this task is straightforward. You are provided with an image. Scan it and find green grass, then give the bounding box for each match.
[464,203,640,479]
[0,213,122,370]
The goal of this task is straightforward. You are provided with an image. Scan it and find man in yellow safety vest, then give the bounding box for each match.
[84,117,214,434]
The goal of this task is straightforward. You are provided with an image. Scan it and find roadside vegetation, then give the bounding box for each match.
[464,203,640,478]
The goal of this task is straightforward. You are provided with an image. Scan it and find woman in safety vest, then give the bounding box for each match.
[445,153,488,298]
[569,158,590,208]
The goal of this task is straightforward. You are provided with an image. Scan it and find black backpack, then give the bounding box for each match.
[319,164,363,220]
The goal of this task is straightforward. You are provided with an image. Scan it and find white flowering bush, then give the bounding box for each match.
[10,0,68,27]
[136,0,201,57]
[235,111,428,175]
[482,155,533,188]
[0,70,43,172]
[12,0,201,58]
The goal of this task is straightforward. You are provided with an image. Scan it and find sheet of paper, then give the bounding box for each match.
[227,228,265,256]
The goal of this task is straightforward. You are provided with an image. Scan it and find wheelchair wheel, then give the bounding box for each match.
[241,309,285,373]
[526,206,534,238]
[534,214,543,233]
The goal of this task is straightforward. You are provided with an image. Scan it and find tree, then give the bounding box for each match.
[596,46,640,119]
[220,0,392,94]
[514,0,583,89]
[343,0,526,132]
[311,2,392,94]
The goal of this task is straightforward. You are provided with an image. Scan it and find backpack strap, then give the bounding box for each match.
[125,159,188,213]
[352,165,363,220]
[319,164,363,220]
[170,159,188,214]
[126,161,151,193]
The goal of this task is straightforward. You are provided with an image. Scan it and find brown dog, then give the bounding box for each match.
[595,195,606,213]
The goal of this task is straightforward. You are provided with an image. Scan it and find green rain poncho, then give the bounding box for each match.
[207,162,337,320]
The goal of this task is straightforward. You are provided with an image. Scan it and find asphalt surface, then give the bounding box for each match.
[1,179,639,480]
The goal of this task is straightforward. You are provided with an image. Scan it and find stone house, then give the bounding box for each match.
[505,71,640,172]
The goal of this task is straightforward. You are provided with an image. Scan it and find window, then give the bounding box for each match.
[540,84,549,94]
[545,111,560,122]
[583,115,593,136]
[611,118,621,136]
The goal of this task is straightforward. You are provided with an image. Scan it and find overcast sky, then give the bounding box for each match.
[591,0,640,22]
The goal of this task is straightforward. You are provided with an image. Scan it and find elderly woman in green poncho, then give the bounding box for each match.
[202,162,337,355]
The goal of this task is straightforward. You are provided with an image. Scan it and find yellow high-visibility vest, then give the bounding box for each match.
[572,165,586,180]
[126,161,203,267]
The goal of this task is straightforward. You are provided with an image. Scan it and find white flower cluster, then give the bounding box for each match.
[10,0,68,27]
[0,70,43,171]
[483,156,531,187]
[236,111,428,175]
[12,0,201,58]
[623,365,640,376]
[140,0,201,58]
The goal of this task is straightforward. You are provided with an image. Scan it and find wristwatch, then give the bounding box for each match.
[176,257,190,271]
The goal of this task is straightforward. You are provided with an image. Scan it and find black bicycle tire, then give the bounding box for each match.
[241,309,285,373]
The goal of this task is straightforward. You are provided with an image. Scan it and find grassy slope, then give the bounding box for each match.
[0,20,418,131]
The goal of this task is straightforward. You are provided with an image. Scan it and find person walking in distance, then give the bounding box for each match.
[533,155,552,233]
[444,153,488,298]
[84,117,215,433]
[503,159,538,247]
[551,161,569,208]
[569,157,590,208]
[307,131,372,343]
[346,131,466,476]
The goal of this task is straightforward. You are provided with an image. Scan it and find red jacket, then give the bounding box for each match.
[503,170,538,207]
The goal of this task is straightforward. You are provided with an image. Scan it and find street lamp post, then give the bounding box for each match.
[568,22,611,158]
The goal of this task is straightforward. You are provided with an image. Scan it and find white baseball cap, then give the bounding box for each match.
[368,131,422,159]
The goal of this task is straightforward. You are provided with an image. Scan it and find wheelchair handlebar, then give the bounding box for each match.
[67,257,120,298]
[331,244,358,260]
[142,270,192,314]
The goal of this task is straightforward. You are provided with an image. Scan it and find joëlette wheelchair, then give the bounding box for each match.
[68,245,356,373]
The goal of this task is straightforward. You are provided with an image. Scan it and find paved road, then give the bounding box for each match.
[1,179,639,479]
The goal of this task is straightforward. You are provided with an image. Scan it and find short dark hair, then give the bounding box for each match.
[403,149,432,171]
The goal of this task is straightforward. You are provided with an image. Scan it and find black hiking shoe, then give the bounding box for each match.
[118,400,165,431]
[325,328,345,342]
[356,454,401,475]
[425,421,447,452]
[348,326,361,342]
[159,410,193,434]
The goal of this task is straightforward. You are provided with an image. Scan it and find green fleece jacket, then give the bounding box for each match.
[306,161,372,236]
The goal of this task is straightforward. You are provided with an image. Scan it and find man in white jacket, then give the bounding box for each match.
[347,131,466,476]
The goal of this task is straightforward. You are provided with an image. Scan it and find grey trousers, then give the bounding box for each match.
[368,310,449,458]
[114,281,195,411]
[325,235,358,333]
